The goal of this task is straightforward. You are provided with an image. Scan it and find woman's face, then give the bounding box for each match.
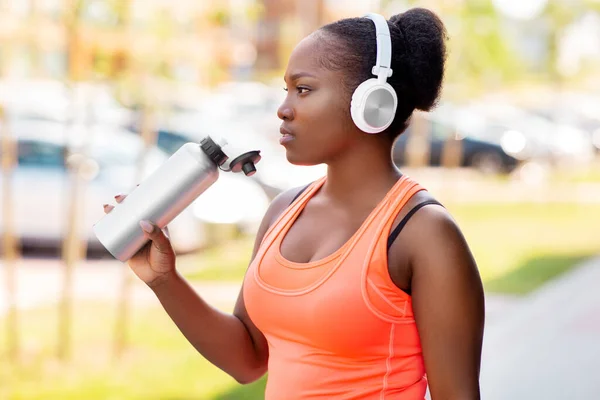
[277,33,358,166]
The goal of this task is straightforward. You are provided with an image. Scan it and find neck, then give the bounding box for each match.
[322,137,401,203]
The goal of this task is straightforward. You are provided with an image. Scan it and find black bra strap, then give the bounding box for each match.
[289,183,312,206]
[387,200,444,251]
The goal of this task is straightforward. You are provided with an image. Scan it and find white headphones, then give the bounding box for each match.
[350,13,398,134]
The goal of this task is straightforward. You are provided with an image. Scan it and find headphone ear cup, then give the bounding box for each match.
[351,79,397,134]
[351,79,376,132]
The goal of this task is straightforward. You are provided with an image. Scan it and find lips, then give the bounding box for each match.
[280,126,294,137]
[279,126,295,145]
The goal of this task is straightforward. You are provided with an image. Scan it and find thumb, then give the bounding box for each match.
[139,220,172,253]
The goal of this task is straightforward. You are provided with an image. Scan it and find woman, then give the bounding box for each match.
[105,8,484,399]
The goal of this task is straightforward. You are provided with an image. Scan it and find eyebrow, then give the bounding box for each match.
[285,71,317,82]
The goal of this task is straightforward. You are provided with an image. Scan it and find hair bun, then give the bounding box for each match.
[389,8,447,112]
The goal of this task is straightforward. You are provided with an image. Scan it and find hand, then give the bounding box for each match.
[103,193,176,288]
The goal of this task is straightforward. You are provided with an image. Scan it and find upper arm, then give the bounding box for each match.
[406,207,485,399]
[232,184,310,368]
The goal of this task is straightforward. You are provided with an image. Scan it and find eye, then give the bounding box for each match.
[283,86,310,95]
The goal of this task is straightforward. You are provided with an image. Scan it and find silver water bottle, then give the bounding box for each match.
[92,135,261,262]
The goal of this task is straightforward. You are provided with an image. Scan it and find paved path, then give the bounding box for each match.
[480,256,600,400]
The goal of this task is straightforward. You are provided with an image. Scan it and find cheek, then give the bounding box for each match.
[299,92,352,142]
[285,90,356,165]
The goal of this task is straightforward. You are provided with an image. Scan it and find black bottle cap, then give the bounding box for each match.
[200,136,228,166]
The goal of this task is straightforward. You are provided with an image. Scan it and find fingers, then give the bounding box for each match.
[139,220,172,254]
[103,194,125,214]
[104,184,138,214]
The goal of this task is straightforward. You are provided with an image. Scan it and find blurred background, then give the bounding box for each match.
[0,0,599,399]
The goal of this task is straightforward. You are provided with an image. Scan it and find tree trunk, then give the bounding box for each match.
[406,113,431,168]
[441,135,463,169]
[113,0,142,360]
[57,0,84,361]
[1,105,21,363]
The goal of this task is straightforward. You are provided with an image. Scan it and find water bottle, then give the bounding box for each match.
[92,135,261,262]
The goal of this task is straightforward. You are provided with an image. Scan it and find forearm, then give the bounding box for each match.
[150,271,266,383]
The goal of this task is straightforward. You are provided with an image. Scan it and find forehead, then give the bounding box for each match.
[285,33,330,79]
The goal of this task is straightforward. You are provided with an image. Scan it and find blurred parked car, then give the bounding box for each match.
[0,79,134,128]
[528,106,600,155]
[459,102,595,165]
[393,115,520,174]
[0,119,202,255]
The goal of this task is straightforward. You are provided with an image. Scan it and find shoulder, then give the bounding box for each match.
[264,183,311,226]
[252,182,313,249]
[387,187,464,259]
[396,194,482,298]
[404,196,460,250]
[387,189,480,288]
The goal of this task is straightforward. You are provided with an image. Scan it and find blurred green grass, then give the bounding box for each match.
[181,202,600,295]
[449,202,600,292]
[549,160,600,183]
[178,237,255,281]
[0,301,248,400]
[483,253,592,294]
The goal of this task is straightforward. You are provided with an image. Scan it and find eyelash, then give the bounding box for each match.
[283,86,310,95]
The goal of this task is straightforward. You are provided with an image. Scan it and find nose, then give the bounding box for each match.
[277,100,294,121]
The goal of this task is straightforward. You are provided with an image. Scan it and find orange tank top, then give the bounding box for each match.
[243,175,428,399]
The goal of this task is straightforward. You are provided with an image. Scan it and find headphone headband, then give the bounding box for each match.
[363,13,393,81]
[350,12,398,134]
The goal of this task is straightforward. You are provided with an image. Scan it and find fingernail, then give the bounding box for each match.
[139,220,153,233]
[103,203,109,208]
[114,194,123,199]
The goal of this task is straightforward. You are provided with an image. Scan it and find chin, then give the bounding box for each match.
[284,150,322,166]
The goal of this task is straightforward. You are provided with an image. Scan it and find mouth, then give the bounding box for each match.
[279,126,295,145]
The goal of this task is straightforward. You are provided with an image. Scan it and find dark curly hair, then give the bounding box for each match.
[316,8,448,139]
